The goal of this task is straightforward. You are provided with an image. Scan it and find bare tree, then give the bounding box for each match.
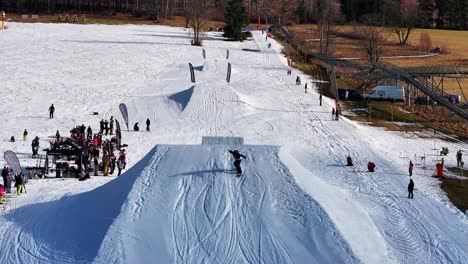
[386,0,420,45]
[267,0,300,25]
[187,0,209,46]
[311,0,341,55]
[355,16,387,64]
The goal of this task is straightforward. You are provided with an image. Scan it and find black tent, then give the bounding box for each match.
[46,139,85,156]
[45,139,86,177]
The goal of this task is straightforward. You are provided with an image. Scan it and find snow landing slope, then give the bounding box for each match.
[95,145,358,264]
[0,145,358,264]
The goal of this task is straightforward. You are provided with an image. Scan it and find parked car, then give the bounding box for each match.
[414,96,436,105]
[446,94,461,103]
[338,88,363,101]
[364,86,405,102]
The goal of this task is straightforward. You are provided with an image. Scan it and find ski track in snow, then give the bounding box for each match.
[0,23,466,264]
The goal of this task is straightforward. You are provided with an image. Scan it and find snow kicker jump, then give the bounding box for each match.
[94,144,357,263]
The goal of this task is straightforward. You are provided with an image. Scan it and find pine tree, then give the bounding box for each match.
[418,0,435,27]
[224,0,249,40]
[447,0,467,29]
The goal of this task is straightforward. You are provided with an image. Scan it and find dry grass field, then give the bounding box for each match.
[289,24,467,96]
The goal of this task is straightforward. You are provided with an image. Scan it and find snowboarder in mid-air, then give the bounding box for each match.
[49,104,55,118]
[229,150,246,176]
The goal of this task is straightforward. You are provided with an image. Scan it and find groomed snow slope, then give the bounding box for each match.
[0,23,467,264]
[94,145,358,264]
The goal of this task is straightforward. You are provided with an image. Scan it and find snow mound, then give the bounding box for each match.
[168,85,195,111]
[94,144,358,263]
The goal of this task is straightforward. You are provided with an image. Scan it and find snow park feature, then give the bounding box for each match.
[0,23,467,264]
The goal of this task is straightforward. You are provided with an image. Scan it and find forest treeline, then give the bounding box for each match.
[0,0,466,30]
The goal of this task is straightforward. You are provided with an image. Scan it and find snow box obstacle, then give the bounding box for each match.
[92,144,356,263]
[202,136,243,145]
[167,86,194,111]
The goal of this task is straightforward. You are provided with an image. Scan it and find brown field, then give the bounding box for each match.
[289,25,468,96]
[6,14,225,30]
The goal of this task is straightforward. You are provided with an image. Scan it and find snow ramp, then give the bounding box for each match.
[95,144,358,263]
[0,144,358,263]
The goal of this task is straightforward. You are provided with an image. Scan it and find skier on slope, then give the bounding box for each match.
[456,150,463,167]
[409,160,414,176]
[229,150,246,176]
[146,118,151,132]
[408,179,415,199]
[319,94,323,106]
[23,129,28,141]
[48,104,55,119]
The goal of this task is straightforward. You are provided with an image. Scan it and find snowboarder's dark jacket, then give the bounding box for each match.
[15,174,23,185]
[229,150,246,161]
[408,180,414,191]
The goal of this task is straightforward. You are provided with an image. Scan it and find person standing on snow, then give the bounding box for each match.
[0,184,4,204]
[109,116,114,135]
[2,166,8,192]
[319,94,323,106]
[15,172,23,195]
[23,129,28,141]
[456,150,463,167]
[100,119,104,133]
[48,104,55,119]
[87,126,93,140]
[119,149,127,169]
[56,130,61,142]
[304,83,308,93]
[229,150,246,176]
[31,136,39,158]
[332,107,336,119]
[104,120,109,135]
[408,179,415,199]
[109,153,116,175]
[146,118,151,132]
[116,159,123,176]
[409,160,414,176]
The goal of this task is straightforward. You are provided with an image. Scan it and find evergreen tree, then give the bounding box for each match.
[224,0,249,40]
[418,0,436,27]
[435,0,449,28]
[447,0,467,29]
